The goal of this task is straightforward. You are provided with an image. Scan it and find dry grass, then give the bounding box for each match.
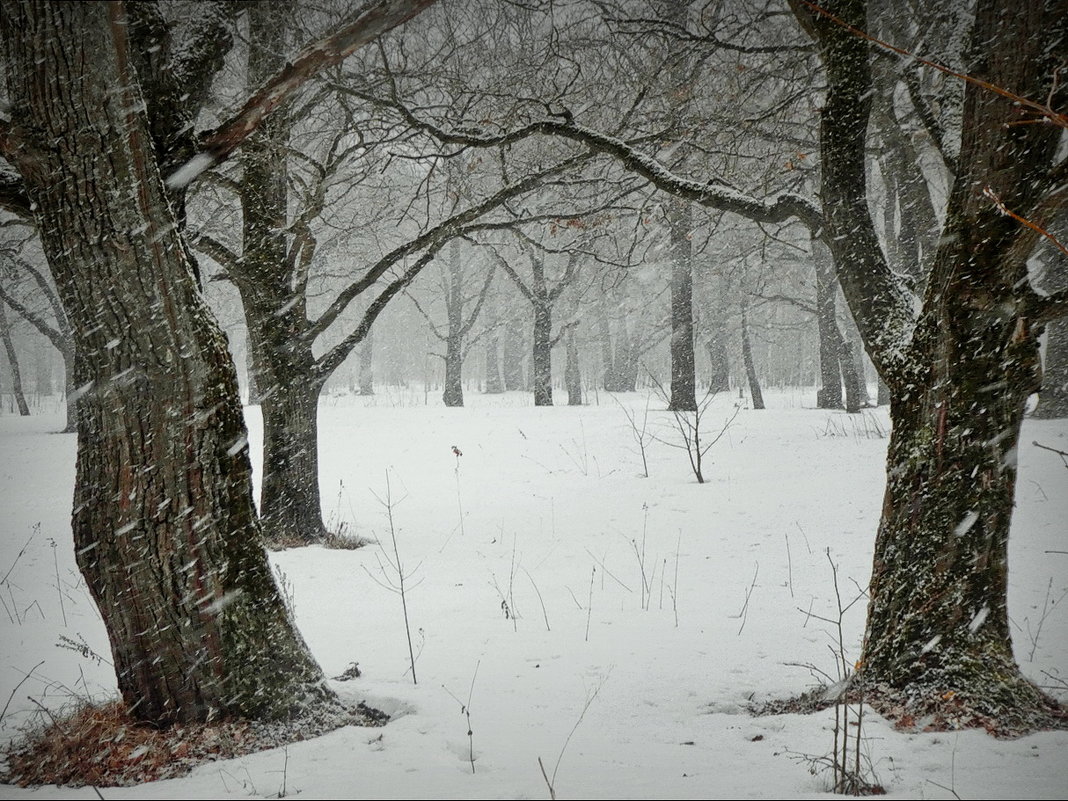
[3,698,387,788]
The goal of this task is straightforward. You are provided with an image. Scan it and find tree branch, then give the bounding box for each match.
[167,0,436,188]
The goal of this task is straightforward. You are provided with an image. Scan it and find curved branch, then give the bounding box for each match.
[168,0,436,188]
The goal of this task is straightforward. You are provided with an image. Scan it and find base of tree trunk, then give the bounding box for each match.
[3,695,387,788]
[858,670,1065,737]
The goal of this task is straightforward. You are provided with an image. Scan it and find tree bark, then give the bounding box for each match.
[806,0,1067,726]
[0,302,30,416]
[1,0,328,723]
[483,298,504,394]
[34,337,53,397]
[740,307,765,410]
[532,301,553,406]
[502,322,525,391]
[565,328,582,406]
[358,328,375,396]
[232,3,328,546]
[667,198,697,411]
[814,241,844,409]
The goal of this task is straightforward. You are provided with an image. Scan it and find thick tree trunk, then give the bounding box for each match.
[532,303,553,406]
[667,199,697,411]
[740,308,765,410]
[565,329,582,406]
[1,0,328,723]
[234,5,328,546]
[259,371,327,545]
[0,302,29,416]
[806,0,1066,727]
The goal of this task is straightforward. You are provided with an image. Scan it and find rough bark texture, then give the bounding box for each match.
[483,299,504,394]
[565,329,582,406]
[808,0,1067,728]
[667,198,697,411]
[0,0,328,724]
[531,301,553,406]
[232,3,328,546]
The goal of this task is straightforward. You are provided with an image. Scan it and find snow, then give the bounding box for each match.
[1,389,1066,799]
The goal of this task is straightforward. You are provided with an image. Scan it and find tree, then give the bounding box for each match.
[0,0,433,725]
[795,0,1068,726]
[369,0,1068,726]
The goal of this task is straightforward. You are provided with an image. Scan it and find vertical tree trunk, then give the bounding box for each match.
[246,336,263,405]
[1,0,328,723]
[740,307,765,410]
[667,199,697,411]
[0,302,29,416]
[532,302,553,406]
[442,334,464,406]
[704,275,731,394]
[233,3,328,545]
[358,328,374,396]
[806,0,1067,725]
[565,328,582,406]
[814,242,845,409]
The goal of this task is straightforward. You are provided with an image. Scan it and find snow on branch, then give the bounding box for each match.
[166,0,436,189]
[342,88,825,233]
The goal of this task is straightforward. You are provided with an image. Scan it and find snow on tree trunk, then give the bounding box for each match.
[740,307,765,410]
[807,0,1067,727]
[565,328,582,406]
[667,198,697,412]
[532,302,553,406]
[1,0,329,723]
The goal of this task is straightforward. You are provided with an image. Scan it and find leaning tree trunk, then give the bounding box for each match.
[532,301,553,406]
[1,0,328,724]
[0,302,29,416]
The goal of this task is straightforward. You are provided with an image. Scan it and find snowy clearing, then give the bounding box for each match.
[1,389,1066,799]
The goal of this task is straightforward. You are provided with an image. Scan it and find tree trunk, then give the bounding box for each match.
[806,0,1067,726]
[565,328,582,406]
[532,302,553,406]
[667,199,697,411]
[259,370,328,545]
[814,242,845,409]
[233,4,328,546]
[358,328,374,396]
[442,333,464,406]
[0,302,30,416]
[740,308,765,410]
[1,0,328,724]
[503,322,525,391]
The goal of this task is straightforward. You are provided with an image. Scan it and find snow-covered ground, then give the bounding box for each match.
[1,389,1065,799]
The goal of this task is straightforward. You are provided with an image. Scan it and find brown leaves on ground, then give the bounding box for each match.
[3,698,387,788]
